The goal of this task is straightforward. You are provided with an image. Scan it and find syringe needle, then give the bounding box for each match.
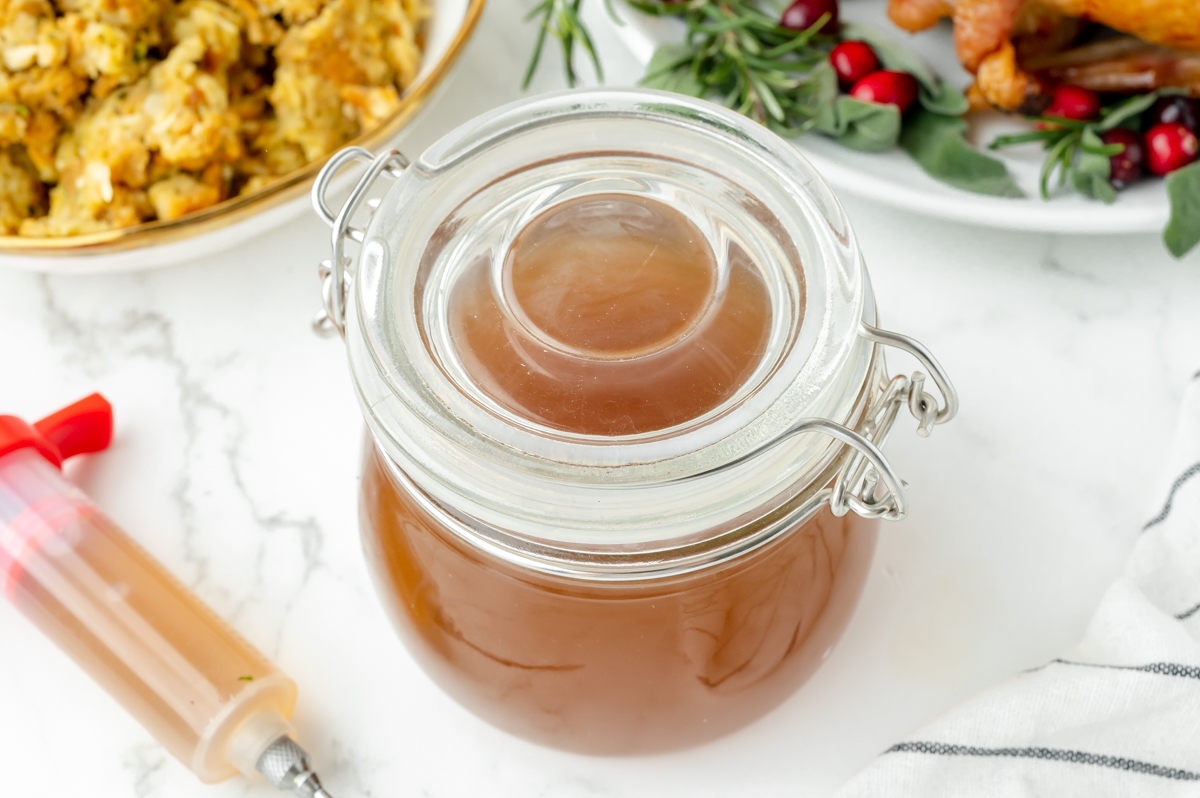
[256,736,336,798]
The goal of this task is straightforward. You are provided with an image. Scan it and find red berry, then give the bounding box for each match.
[849,70,918,114]
[1148,96,1199,133]
[1145,122,1199,176]
[1044,84,1100,122]
[780,0,838,34]
[1100,128,1144,189]
[830,41,879,89]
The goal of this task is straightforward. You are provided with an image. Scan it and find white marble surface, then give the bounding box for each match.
[2,4,1200,797]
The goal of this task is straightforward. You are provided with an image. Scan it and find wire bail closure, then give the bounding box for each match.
[691,321,956,523]
[825,322,958,521]
[312,148,408,338]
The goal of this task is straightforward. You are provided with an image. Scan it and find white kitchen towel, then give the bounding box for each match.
[836,373,1200,798]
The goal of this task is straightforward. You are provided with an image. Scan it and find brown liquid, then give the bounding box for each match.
[361,444,878,754]
[448,194,774,435]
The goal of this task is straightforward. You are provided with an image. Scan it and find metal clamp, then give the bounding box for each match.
[827,322,959,520]
[311,147,408,337]
[687,322,955,521]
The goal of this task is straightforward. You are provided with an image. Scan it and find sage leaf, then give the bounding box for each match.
[918,80,969,117]
[839,21,939,94]
[790,64,900,151]
[900,109,1024,197]
[833,97,901,152]
[1164,161,1200,259]
[793,60,839,134]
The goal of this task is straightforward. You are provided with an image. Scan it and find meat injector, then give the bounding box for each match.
[0,394,335,797]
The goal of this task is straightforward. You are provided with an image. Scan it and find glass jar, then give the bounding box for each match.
[312,89,958,755]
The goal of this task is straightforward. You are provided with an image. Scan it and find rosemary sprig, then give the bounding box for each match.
[523,0,621,89]
[631,0,832,128]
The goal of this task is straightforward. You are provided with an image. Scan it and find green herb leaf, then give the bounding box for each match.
[522,0,553,89]
[599,0,622,26]
[763,15,829,57]
[626,0,679,15]
[989,129,1059,149]
[1164,161,1200,259]
[838,21,938,94]
[793,59,839,134]
[1097,91,1160,132]
[565,0,605,83]
[759,76,788,121]
[523,0,603,89]
[1038,130,1078,199]
[238,675,254,681]
[642,43,706,97]
[1069,129,1117,203]
[900,110,1024,197]
[831,97,901,151]
[918,80,969,117]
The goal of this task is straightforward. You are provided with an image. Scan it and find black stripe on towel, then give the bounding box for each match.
[886,742,1200,781]
[1177,602,1200,621]
[1143,462,1200,531]
[1045,659,1200,680]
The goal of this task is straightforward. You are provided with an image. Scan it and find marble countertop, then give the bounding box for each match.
[2,5,1200,797]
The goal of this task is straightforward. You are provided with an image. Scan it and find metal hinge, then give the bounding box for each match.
[311,147,408,338]
[825,322,958,521]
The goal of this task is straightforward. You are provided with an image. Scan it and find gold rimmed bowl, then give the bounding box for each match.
[0,0,486,273]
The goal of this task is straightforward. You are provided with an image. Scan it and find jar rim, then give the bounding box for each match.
[344,87,879,548]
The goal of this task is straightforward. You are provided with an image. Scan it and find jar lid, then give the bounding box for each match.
[315,89,956,565]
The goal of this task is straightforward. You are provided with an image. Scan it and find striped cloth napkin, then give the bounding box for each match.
[836,373,1200,797]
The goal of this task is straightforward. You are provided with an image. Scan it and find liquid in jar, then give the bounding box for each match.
[448,193,774,435]
[362,444,877,754]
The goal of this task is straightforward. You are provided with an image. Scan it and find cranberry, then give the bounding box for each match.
[780,0,838,34]
[1043,84,1100,121]
[1100,128,1145,189]
[1145,122,1199,176]
[850,70,919,114]
[830,41,879,89]
[1148,95,1199,133]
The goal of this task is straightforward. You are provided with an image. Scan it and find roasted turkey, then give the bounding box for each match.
[887,0,1200,112]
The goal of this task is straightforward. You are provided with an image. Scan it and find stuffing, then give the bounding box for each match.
[0,0,426,236]
[0,145,44,231]
[268,0,426,161]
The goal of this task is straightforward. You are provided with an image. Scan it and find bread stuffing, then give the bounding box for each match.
[0,0,427,236]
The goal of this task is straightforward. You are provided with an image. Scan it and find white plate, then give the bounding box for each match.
[611,0,1169,233]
